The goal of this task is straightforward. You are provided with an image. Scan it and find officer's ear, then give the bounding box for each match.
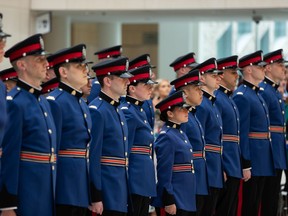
[199,74,206,83]
[103,76,112,87]
[58,66,68,79]
[167,110,174,119]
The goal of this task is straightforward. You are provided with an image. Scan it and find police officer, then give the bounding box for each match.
[214,56,243,216]
[87,45,122,103]
[152,90,197,216]
[169,52,199,95]
[0,34,57,216]
[128,54,156,129]
[41,55,59,95]
[89,57,132,216]
[0,13,11,176]
[194,58,224,216]
[46,44,92,216]
[170,69,209,216]
[259,49,287,216]
[0,67,18,92]
[232,50,274,216]
[120,65,157,216]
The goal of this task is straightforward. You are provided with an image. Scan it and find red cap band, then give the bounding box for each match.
[95,65,126,76]
[129,73,150,82]
[129,60,149,69]
[159,98,184,112]
[217,61,237,70]
[265,54,283,64]
[0,71,17,80]
[173,58,195,71]
[174,76,199,90]
[199,64,216,73]
[53,52,83,66]
[9,43,42,62]
[97,50,121,59]
[239,56,262,68]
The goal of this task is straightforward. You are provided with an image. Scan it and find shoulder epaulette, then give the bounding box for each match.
[89,105,98,110]
[6,87,21,100]
[46,96,55,101]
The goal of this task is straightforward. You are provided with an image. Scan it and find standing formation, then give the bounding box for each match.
[0,14,287,216]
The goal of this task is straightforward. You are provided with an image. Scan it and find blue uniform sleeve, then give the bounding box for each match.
[233,94,251,169]
[89,106,103,202]
[155,132,176,206]
[0,81,7,146]
[0,99,22,208]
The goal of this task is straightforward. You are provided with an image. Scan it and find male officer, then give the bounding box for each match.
[214,56,243,216]
[170,69,209,216]
[169,52,198,78]
[41,55,59,95]
[0,67,17,92]
[128,53,156,128]
[46,44,92,215]
[0,13,11,174]
[89,57,132,216]
[0,34,57,216]
[232,50,274,216]
[259,49,287,216]
[169,52,198,95]
[87,45,122,103]
[194,58,224,216]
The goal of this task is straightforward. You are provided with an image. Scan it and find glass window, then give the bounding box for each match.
[238,22,252,35]
[260,31,269,54]
[274,21,286,38]
[217,25,232,58]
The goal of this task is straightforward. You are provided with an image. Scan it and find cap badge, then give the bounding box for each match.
[39,36,45,50]
[82,47,86,59]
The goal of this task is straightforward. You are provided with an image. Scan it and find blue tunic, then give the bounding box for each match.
[87,78,101,104]
[196,90,224,188]
[259,77,287,170]
[181,108,209,195]
[153,121,196,212]
[233,80,274,176]
[215,86,242,178]
[0,81,6,177]
[120,96,156,197]
[47,82,92,207]
[89,91,129,213]
[142,99,155,129]
[0,80,57,216]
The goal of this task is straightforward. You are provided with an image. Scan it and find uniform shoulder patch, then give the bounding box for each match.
[89,105,98,110]
[6,95,13,100]
[46,96,55,100]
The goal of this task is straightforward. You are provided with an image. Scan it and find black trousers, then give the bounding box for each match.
[86,209,127,216]
[241,176,266,216]
[56,204,88,216]
[199,187,221,216]
[128,193,150,216]
[195,195,206,216]
[155,207,196,216]
[215,176,240,216]
[261,169,283,216]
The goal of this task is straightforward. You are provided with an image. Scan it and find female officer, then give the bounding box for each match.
[120,65,157,216]
[152,91,197,216]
